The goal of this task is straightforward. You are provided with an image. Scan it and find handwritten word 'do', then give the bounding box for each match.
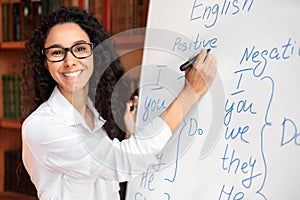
[190,0,254,28]
[142,96,167,122]
[188,118,204,136]
[281,117,300,147]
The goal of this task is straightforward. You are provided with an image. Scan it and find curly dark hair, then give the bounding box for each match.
[22,6,132,141]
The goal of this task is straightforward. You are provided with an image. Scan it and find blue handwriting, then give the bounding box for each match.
[172,34,218,53]
[190,0,254,28]
[281,117,300,147]
[142,96,167,122]
[239,38,300,77]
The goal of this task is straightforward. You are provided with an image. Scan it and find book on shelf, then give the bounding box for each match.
[5,149,37,196]
[1,0,149,42]
[13,2,22,41]
[86,0,149,35]
[110,0,131,35]
[42,0,64,16]
[89,0,104,23]
[4,150,19,193]
[1,0,58,42]
[132,0,149,29]
[2,2,14,41]
[109,0,149,35]
[2,74,21,120]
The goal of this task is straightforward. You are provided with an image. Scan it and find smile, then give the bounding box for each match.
[62,70,83,77]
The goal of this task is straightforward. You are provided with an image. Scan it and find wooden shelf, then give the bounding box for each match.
[112,34,145,49]
[0,41,25,50]
[0,192,37,200]
[0,34,145,50]
[0,119,21,129]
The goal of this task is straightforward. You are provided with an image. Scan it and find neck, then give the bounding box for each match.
[58,85,89,117]
[58,85,94,131]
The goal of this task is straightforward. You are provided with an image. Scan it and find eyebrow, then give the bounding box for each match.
[44,40,90,49]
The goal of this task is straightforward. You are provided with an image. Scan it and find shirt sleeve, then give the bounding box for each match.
[22,114,172,182]
[97,117,173,181]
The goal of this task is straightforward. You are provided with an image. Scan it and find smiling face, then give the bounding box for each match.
[44,22,94,97]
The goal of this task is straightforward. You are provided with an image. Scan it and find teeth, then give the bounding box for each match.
[63,70,82,77]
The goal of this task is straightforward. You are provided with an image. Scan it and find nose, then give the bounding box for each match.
[63,50,76,67]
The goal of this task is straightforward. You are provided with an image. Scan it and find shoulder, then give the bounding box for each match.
[23,101,57,129]
[22,102,66,143]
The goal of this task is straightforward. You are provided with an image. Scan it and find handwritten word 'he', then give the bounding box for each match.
[219,185,244,200]
[190,0,254,28]
[134,154,167,199]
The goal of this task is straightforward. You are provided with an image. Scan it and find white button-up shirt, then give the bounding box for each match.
[22,87,172,200]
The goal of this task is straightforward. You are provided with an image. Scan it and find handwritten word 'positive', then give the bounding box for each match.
[172,34,218,53]
[190,0,254,28]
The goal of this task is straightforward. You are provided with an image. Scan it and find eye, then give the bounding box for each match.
[74,45,87,52]
[49,48,65,56]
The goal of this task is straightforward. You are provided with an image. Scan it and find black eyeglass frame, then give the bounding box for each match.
[42,42,94,62]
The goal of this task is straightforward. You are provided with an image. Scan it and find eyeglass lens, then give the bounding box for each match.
[44,43,93,62]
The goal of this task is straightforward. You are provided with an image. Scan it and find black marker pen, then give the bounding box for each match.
[179,49,211,71]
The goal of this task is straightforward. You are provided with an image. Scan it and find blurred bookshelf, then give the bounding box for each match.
[0,119,21,129]
[0,0,148,125]
[0,0,148,198]
[0,41,25,49]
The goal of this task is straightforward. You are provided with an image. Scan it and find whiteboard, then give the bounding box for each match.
[125,0,300,199]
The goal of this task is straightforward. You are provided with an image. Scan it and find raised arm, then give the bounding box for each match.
[160,49,217,132]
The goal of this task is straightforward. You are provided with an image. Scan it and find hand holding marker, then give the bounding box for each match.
[180,49,211,71]
[130,49,211,111]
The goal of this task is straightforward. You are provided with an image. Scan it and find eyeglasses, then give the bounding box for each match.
[42,42,94,62]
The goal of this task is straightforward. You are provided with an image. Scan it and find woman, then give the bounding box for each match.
[21,6,217,200]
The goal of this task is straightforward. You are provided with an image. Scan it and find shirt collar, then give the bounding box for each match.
[47,86,105,129]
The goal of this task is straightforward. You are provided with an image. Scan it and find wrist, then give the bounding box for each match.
[182,82,205,102]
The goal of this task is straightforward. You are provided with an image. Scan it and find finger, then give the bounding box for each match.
[195,49,208,64]
[132,96,138,107]
[130,103,135,112]
[129,96,138,112]
[203,55,217,85]
[126,101,133,112]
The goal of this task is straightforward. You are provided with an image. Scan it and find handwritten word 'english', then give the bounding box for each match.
[190,0,254,28]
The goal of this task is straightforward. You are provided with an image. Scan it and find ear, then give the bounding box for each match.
[44,62,49,70]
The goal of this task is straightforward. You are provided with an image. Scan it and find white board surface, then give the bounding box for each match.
[126,0,300,199]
